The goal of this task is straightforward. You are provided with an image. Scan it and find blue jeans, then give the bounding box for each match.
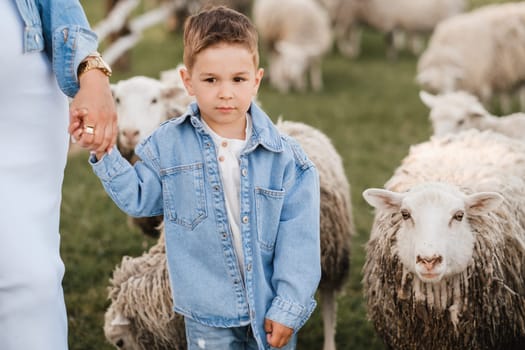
[184,317,297,350]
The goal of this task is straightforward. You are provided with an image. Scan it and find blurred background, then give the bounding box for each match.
[63,0,517,348]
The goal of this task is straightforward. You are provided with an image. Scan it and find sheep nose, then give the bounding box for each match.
[116,339,124,347]
[416,255,443,272]
[121,129,140,144]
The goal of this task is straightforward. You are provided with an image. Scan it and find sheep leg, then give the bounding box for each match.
[519,86,525,112]
[499,93,513,114]
[408,33,425,56]
[337,25,361,58]
[310,59,323,92]
[320,287,337,350]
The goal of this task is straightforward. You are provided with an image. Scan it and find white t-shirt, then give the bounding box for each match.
[201,115,252,276]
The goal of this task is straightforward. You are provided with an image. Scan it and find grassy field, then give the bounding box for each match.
[63,1,509,349]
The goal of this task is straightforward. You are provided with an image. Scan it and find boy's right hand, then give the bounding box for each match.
[264,318,293,348]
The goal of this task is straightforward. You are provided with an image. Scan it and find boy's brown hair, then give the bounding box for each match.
[183,6,259,70]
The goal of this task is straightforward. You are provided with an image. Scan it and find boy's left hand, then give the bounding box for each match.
[264,318,293,348]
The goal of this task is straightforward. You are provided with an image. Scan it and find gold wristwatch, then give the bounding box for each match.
[77,52,112,78]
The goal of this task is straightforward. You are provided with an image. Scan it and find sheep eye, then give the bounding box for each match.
[457,119,465,126]
[115,97,120,104]
[401,209,411,220]
[151,98,158,104]
[453,210,464,221]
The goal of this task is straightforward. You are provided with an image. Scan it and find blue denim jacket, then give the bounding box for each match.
[15,0,98,97]
[91,102,321,349]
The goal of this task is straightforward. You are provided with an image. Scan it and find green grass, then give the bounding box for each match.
[64,1,510,349]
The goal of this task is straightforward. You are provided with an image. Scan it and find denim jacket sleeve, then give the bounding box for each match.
[19,0,99,97]
[265,160,322,331]
[90,145,165,218]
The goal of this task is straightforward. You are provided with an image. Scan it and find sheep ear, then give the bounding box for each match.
[110,314,131,326]
[419,90,437,108]
[465,192,504,215]
[468,104,487,118]
[161,85,186,99]
[363,188,404,210]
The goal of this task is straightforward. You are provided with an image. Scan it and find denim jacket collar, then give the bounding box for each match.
[178,102,284,154]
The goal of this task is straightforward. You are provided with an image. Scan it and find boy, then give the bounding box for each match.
[89,6,321,349]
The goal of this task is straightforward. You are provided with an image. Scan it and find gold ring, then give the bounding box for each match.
[84,125,95,135]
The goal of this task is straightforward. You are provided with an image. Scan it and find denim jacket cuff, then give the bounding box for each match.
[52,26,98,97]
[265,295,317,331]
[90,146,128,182]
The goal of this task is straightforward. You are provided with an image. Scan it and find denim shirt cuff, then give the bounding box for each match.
[89,146,129,182]
[52,26,98,97]
[265,295,317,331]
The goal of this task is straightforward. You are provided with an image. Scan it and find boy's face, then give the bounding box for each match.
[181,43,264,139]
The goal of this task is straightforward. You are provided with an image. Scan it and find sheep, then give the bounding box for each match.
[320,0,465,59]
[362,129,525,349]
[253,0,333,93]
[416,2,525,113]
[420,90,525,139]
[103,118,354,350]
[112,75,192,162]
[104,232,187,350]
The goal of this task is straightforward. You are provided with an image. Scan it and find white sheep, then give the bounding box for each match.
[103,119,354,350]
[111,76,190,161]
[420,90,525,139]
[416,2,525,112]
[320,0,465,59]
[362,129,525,349]
[253,0,332,93]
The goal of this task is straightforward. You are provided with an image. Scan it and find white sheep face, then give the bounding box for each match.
[419,90,488,136]
[363,183,503,283]
[112,76,187,153]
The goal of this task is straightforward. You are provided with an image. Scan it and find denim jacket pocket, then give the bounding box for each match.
[161,162,207,230]
[255,187,285,251]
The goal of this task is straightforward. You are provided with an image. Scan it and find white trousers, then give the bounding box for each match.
[0,1,70,349]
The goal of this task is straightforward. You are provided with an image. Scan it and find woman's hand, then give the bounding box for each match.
[69,69,117,155]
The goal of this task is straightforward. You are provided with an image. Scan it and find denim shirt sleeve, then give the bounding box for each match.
[89,145,164,217]
[37,0,98,97]
[265,163,322,331]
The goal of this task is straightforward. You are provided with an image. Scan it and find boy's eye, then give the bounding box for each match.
[204,77,216,83]
[234,77,246,82]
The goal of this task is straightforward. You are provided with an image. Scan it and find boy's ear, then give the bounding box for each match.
[253,68,264,95]
[180,68,195,96]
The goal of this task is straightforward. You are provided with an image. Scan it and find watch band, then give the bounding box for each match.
[77,52,112,79]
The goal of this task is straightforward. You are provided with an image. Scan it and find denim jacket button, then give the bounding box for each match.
[247,263,252,271]
[241,168,247,177]
[221,232,227,239]
[242,216,249,224]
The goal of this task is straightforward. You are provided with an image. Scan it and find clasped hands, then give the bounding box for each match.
[68,69,117,160]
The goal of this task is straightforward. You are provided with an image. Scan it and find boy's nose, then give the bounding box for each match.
[218,84,233,99]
